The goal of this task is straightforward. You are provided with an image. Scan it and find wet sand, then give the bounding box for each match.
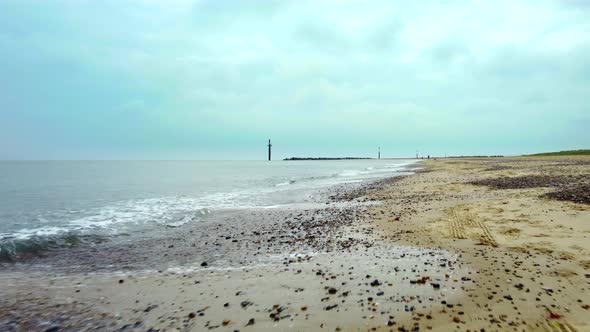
[1,157,589,331]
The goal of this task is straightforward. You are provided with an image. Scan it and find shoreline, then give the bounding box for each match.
[0,159,418,266]
[1,157,589,331]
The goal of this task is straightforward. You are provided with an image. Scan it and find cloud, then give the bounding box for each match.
[0,0,589,159]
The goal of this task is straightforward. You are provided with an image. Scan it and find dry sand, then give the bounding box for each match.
[1,157,589,331]
[370,157,590,331]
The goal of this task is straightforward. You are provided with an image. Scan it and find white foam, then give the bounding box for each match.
[338,170,363,177]
[1,197,217,240]
[1,226,71,240]
[1,160,422,241]
[340,179,364,183]
[67,197,211,230]
[260,205,283,209]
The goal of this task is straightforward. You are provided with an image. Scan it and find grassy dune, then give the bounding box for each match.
[527,149,590,156]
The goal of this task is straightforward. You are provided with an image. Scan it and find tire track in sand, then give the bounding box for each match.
[540,320,578,332]
[447,206,497,247]
[448,207,466,239]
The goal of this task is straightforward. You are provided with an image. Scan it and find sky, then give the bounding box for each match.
[0,0,589,160]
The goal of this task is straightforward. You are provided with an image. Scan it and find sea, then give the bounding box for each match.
[0,159,417,262]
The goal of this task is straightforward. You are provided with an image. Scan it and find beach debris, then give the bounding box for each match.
[410,276,430,284]
[268,305,289,321]
[143,304,158,313]
[240,301,253,309]
[544,184,590,205]
[324,304,338,311]
[370,279,382,287]
[469,174,588,190]
[541,287,554,294]
[43,327,60,332]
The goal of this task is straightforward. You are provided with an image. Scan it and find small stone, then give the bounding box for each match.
[325,304,338,311]
[201,262,208,267]
[44,327,60,332]
[328,287,338,294]
[144,304,158,313]
[246,318,255,326]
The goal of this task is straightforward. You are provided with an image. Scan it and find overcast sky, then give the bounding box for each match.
[1,0,588,159]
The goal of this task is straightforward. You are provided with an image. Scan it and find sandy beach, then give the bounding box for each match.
[1,157,589,332]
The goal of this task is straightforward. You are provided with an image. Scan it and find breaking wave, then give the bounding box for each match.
[0,233,108,263]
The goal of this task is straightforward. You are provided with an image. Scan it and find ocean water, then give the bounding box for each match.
[0,159,416,260]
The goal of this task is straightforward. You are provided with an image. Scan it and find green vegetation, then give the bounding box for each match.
[447,155,504,158]
[527,149,590,156]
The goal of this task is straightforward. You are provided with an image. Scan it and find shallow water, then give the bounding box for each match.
[0,159,416,262]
